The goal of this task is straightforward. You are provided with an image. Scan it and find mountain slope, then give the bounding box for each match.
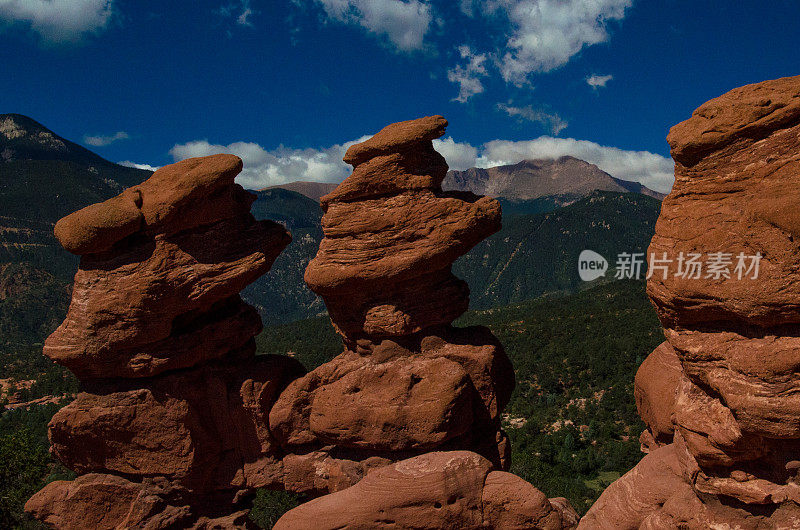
[246,189,326,325]
[0,114,152,345]
[443,156,665,201]
[454,191,661,309]
[0,115,662,336]
[264,181,338,202]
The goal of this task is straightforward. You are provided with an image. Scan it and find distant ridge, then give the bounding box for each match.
[443,156,666,201]
[269,156,665,203]
[264,181,338,201]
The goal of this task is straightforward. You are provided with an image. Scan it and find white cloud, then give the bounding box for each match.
[475,137,674,193]
[433,134,673,193]
[587,73,613,88]
[84,131,129,147]
[0,0,114,43]
[169,130,674,194]
[466,0,631,84]
[447,45,489,103]
[168,136,370,190]
[497,103,568,135]
[315,0,433,51]
[119,160,159,171]
[432,137,478,171]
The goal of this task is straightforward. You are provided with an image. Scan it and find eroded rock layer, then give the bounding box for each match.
[274,451,579,529]
[268,117,577,529]
[271,117,515,495]
[582,75,800,529]
[26,155,302,528]
[26,121,578,528]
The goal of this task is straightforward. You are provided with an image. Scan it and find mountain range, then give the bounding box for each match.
[0,113,663,343]
[443,156,665,201]
[270,155,664,203]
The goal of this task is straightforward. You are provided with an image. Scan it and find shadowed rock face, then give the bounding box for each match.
[583,75,800,529]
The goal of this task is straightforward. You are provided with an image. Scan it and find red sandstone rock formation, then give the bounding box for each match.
[270,117,577,528]
[27,120,578,529]
[25,155,304,528]
[274,451,579,529]
[270,116,514,494]
[582,75,800,528]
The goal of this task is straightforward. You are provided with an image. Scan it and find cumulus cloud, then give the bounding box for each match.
[432,137,478,171]
[314,0,433,51]
[84,131,129,147]
[0,0,114,43]
[497,103,568,135]
[587,73,613,88]
[168,136,370,190]
[447,45,489,103]
[475,137,674,193]
[464,0,631,85]
[119,161,159,171]
[169,130,674,194]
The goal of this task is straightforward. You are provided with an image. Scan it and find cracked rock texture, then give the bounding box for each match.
[582,75,800,529]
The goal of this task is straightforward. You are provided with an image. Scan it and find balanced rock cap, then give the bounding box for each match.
[343,115,448,166]
[53,154,244,255]
[667,74,800,166]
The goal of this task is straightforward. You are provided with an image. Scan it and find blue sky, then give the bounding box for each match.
[1,0,799,192]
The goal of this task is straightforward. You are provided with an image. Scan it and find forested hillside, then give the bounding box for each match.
[455,191,661,308]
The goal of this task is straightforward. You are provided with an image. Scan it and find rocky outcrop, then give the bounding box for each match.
[25,155,304,528]
[267,117,576,527]
[271,116,513,495]
[27,120,577,528]
[582,75,800,528]
[274,451,579,529]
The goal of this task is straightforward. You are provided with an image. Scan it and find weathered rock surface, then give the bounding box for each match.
[27,123,575,528]
[274,451,577,530]
[27,155,298,528]
[634,341,681,451]
[268,120,518,498]
[307,116,501,340]
[45,156,290,379]
[48,355,302,490]
[270,326,513,469]
[583,75,800,528]
[25,473,253,530]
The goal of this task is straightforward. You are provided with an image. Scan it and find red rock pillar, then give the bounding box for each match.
[25,155,303,528]
[583,75,800,528]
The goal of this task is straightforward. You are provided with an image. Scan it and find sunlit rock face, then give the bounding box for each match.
[274,451,580,530]
[26,121,580,529]
[273,116,514,492]
[583,75,800,529]
[271,117,578,528]
[25,155,305,528]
